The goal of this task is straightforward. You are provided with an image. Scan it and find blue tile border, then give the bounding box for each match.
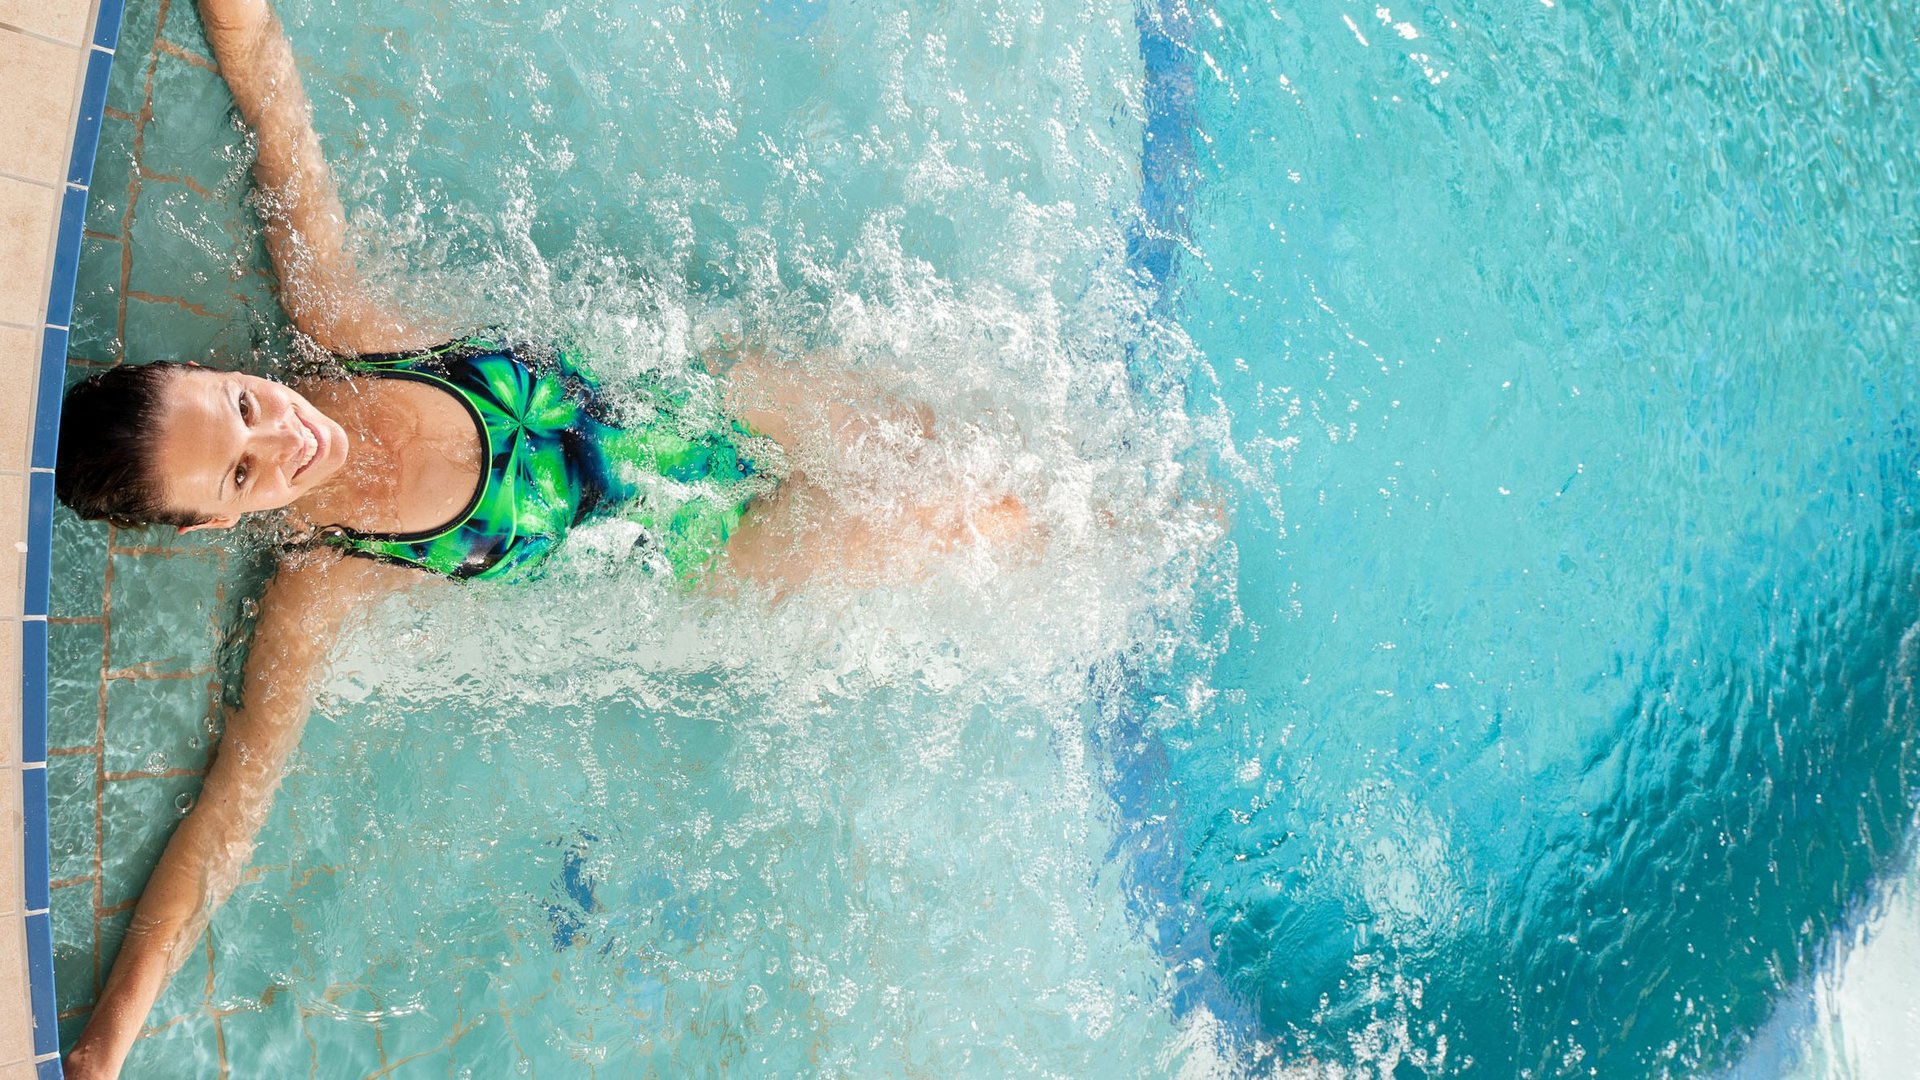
[92,0,127,52]
[25,912,56,1058]
[21,621,47,763]
[43,186,88,332]
[31,326,66,472]
[22,765,49,914]
[27,5,132,1075]
[22,618,49,760]
[67,48,114,189]
[25,473,54,618]
[1127,4,1198,297]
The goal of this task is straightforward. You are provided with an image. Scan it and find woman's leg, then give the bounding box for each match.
[715,353,1034,589]
[724,481,1031,590]
[718,348,933,469]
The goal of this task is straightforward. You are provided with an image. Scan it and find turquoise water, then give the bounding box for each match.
[1159,0,1920,1074]
[49,0,1920,1075]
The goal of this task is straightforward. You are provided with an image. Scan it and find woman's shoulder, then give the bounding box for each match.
[341,332,509,370]
[272,543,420,605]
[338,331,599,383]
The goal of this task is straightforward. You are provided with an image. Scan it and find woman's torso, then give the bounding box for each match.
[308,336,775,581]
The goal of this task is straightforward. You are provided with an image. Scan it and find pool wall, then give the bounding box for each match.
[1102,0,1257,1040]
[0,0,122,1074]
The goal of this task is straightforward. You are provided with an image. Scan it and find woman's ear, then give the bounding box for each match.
[178,515,239,535]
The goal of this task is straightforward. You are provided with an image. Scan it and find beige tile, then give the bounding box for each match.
[0,1061,37,1079]
[0,0,93,46]
[0,621,18,772]
[0,764,16,912]
[0,328,33,469]
[0,912,28,1063]
[0,175,57,327]
[0,482,34,617]
[0,31,84,184]
[0,475,23,618]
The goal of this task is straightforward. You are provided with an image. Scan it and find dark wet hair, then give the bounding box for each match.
[55,362,201,529]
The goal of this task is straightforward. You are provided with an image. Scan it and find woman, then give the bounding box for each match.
[59,0,1023,1074]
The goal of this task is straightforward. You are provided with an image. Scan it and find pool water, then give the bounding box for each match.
[46,0,1920,1076]
[1163,1,1920,1073]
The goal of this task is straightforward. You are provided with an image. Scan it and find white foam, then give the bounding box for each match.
[1722,835,1920,1079]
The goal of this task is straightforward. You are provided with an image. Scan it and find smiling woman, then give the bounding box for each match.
[56,364,355,531]
[149,368,350,529]
[51,0,1039,1074]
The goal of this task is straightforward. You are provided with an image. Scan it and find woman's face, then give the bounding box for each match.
[150,368,351,530]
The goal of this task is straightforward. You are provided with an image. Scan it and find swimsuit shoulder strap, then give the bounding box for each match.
[342,333,509,374]
[319,334,513,577]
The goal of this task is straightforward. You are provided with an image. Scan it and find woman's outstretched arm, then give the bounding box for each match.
[63,552,409,1080]
[198,0,446,355]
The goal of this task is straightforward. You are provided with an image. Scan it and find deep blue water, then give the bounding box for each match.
[1131,0,1920,1074]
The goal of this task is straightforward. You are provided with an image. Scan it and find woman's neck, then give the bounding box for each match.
[286,373,484,537]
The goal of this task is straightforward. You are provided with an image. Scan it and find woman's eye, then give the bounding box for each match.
[239,393,252,422]
[234,463,249,489]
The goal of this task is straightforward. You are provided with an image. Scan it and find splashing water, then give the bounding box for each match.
[78,0,1920,1075]
[197,1,1230,1075]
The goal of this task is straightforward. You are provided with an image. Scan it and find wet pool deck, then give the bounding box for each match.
[1,0,120,1073]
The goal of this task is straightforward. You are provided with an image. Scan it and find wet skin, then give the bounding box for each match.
[150,368,352,529]
[149,365,488,540]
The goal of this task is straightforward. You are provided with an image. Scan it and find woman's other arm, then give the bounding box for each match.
[63,551,410,1080]
[197,0,446,355]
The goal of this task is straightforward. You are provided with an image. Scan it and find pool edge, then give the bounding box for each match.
[2,0,125,1073]
[1097,0,1272,1060]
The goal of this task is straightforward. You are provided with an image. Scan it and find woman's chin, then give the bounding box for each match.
[304,459,347,495]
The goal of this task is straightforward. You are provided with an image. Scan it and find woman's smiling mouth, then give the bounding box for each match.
[289,410,324,481]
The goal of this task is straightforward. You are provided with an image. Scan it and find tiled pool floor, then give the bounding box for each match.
[46,0,494,1073]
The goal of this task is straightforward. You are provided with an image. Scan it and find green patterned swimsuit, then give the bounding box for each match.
[327,336,777,581]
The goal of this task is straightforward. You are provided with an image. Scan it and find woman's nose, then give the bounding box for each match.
[265,409,303,460]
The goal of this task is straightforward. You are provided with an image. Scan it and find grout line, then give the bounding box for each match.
[0,169,60,191]
[102,767,206,782]
[207,934,225,1079]
[133,167,213,199]
[22,762,46,770]
[104,666,215,680]
[25,908,47,917]
[155,38,215,73]
[0,23,88,50]
[92,523,115,1000]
